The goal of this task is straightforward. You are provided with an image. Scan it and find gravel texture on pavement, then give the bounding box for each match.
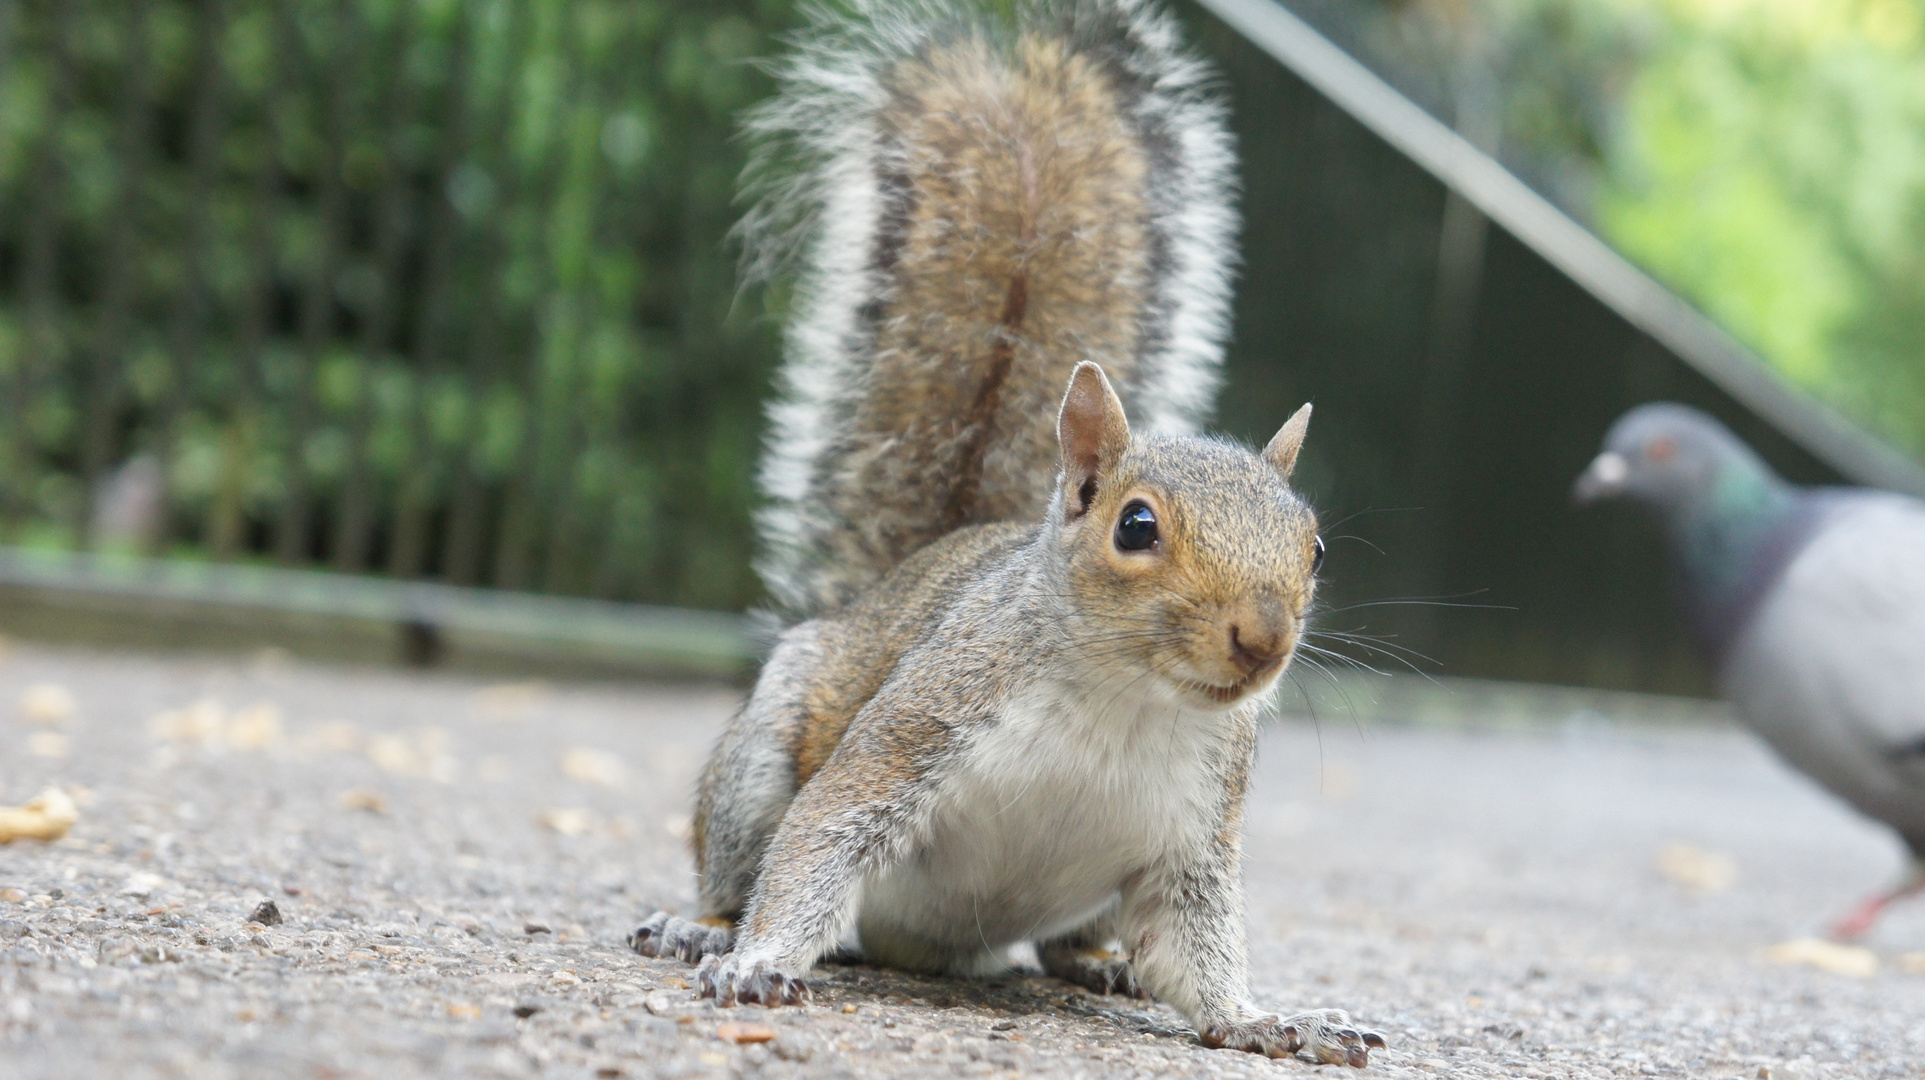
[0,643,1922,1079]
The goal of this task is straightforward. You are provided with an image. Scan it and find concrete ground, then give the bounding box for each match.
[0,643,1921,1079]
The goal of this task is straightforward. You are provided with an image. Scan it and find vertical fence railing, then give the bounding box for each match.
[0,0,785,612]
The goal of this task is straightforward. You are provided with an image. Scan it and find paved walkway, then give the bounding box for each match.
[0,644,1921,1078]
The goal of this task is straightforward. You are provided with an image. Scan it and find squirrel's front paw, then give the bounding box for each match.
[1200,1009,1386,1068]
[629,911,734,963]
[695,953,811,1007]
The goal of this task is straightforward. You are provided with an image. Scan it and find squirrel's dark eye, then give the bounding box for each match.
[1311,535,1325,573]
[1114,502,1158,552]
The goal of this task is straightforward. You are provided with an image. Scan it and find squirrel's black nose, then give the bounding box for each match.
[1228,624,1285,674]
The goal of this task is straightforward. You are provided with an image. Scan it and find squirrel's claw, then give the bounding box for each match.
[696,953,811,1007]
[1199,1009,1385,1068]
[629,911,734,964]
[1290,1010,1386,1068]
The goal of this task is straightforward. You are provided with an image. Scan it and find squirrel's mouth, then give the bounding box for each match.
[1199,656,1284,705]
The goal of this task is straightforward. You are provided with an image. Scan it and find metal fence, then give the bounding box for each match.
[0,0,780,611]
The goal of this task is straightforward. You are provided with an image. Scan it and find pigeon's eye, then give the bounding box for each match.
[1311,535,1325,574]
[1646,436,1677,463]
[1114,502,1158,552]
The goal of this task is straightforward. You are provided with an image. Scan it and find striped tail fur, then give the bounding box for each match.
[740,0,1240,616]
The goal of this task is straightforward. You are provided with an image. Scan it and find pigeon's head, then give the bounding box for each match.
[1573,403,1779,518]
[1575,403,1812,657]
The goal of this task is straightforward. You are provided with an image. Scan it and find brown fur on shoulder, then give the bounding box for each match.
[786,523,1031,787]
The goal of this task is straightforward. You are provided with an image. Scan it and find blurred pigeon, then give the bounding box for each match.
[1574,402,1925,940]
[90,454,164,552]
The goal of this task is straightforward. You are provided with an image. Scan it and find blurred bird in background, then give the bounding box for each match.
[1575,402,1925,940]
[89,455,165,554]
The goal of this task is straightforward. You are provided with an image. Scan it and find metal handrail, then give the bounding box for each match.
[0,546,755,676]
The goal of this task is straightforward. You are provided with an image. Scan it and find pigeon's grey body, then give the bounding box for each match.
[1576,403,1925,934]
[1723,493,1925,851]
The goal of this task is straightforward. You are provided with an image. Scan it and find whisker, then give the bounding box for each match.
[1296,641,1391,679]
[1326,534,1386,555]
[1313,589,1511,616]
[1307,630,1442,675]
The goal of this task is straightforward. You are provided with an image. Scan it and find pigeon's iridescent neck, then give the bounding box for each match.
[1670,467,1812,658]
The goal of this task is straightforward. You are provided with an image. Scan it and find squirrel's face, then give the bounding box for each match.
[1052,363,1320,712]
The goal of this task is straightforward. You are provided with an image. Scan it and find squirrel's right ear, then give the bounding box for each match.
[1263,403,1312,480]
[1057,362,1130,520]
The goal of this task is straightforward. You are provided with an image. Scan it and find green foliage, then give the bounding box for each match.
[1343,0,1925,461]
[1598,0,1925,459]
[0,0,794,608]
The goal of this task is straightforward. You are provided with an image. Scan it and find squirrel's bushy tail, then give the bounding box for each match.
[743,0,1238,616]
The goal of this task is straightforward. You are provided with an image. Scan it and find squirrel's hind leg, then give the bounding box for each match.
[637,627,827,963]
[852,913,997,977]
[694,628,832,916]
[1038,913,1146,999]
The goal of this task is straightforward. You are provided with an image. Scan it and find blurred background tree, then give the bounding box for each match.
[1599,0,1925,461]
[0,0,791,609]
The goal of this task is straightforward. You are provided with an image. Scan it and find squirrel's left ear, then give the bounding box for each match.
[1057,362,1131,520]
[1263,403,1312,480]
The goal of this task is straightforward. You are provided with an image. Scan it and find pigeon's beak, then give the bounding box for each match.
[1572,451,1629,506]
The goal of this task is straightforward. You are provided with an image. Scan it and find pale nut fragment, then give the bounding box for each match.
[1766,938,1877,977]
[17,684,75,726]
[561,747,627,787]
[717,1022,778,1044]
[304,722,362,754]
[367,734,418,775]
[1656,842,1737,892]
[26,732,69,759]
[0,788,78,843]
[367,728,457,781]
[120,871,167,898]
[224,703,284,750]
[338,788,389,814]
[149,699,227,742]
[473,681,546,721]
[149,699,284,750]
[539,808,595,836]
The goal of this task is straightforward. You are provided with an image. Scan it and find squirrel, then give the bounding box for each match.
[631,0,1385,1067]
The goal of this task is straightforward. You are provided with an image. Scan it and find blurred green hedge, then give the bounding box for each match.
[0,0,792,610]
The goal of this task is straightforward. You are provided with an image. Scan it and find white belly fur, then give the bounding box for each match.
[855,681,1237,972]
